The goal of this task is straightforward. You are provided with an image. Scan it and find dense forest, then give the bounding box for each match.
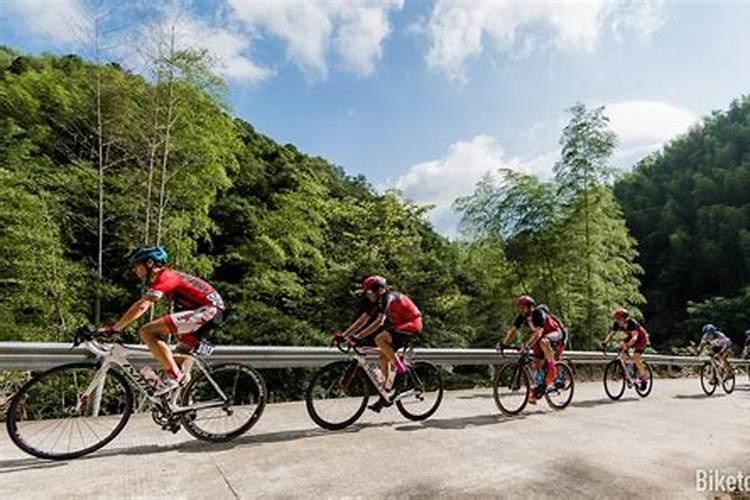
[1,44,748,352]
[615,96,750,347]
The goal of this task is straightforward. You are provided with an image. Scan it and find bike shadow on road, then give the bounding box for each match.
[569,396,639,409]
[0,459,67,475]
[393,412,531,431]
[0,420,401,468]
[456,393,493,400]
[673,393,727,400]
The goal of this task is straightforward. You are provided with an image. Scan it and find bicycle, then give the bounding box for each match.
[6,327,267,460]
[305,336,443,430]
[492,344,574,416]
[699,350,735,395]
[601,346,653,400]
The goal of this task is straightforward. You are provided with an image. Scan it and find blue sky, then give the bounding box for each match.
[2,0,749,234]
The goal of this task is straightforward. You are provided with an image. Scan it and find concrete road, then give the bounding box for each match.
[1,378,749,499]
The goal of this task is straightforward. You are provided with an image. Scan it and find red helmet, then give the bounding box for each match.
[613,307,629,321]
[361,275,387,293]
[516,295,535,308]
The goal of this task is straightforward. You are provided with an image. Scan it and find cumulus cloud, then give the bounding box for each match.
[0,0,91,43]
[228,0,403,79]
[423,0,667,82]
[391,135,550,235]
[164,16,274,84]
[605,100,698,166]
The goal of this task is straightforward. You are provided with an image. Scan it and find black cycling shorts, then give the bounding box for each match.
[357,328,417,350]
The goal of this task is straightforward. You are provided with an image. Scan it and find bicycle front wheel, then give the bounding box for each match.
[722,370,735,394]
[6,363,133,460]
[493,363,529,416]
[396,361,443,421]
[180,363,267,443]
[603,360,626,400]
[306,361,370,430]
[700,362,717,396]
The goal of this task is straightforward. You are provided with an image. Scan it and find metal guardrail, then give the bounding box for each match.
[0,342,748,371]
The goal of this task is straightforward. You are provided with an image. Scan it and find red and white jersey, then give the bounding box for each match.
[145,268,224,310]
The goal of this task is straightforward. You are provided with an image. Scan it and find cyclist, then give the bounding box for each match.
[601,308,650,390]
[696,324,733,375]
[101,246,225,395]
[500,295,567,404]
[338,275,422,412]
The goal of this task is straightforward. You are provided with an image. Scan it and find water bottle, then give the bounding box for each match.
[627,364,636,379]
[196,339,214,356]
[139,366,160,388]
[534,369,545,386]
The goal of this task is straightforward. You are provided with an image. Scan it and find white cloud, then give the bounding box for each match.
[391,135,550,236]
[423,0,667,82]
[1,0,91,43]
[228,0,403,79]
[167,16,274,84]
[605,100,698,166]
[118,10,273,86]
[605,100,697,145]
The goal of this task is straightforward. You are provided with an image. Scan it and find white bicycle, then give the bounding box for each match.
[6,327,266,460]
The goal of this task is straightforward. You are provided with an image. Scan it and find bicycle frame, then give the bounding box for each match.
[615,349,639,384]
[337,341,418,402]
[708,351,730,380]
[75,339,229,416]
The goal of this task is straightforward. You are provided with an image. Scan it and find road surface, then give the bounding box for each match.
[1,377,748,499]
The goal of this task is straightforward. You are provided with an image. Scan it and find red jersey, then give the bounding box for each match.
[612,318,649,345]
[146,268,224,310]
[368,291,422,334]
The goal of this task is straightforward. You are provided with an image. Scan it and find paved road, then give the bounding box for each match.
[1,377,749,499]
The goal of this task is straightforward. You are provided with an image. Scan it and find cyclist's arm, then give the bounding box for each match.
[525,327,543,349]
[341,313,369,337]
[602,330,615,345]
[111,296,158,332]
[695,340,706,355]
[351,313,386,340]
[502,327,518,346]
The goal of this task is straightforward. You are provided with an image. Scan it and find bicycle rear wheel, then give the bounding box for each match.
[700,362,717,395]
[634,362,653,397]
[493,363,529,416]
[545,362,574,410]
[6,363,133,460]
[396,361,443,421]
[180,363,266,442]
[603,360,625,400]
[306,361,369,430]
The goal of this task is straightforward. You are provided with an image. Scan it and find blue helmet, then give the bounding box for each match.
[702,324,717,336]
[128,246,168,266]
[745,329,750,339]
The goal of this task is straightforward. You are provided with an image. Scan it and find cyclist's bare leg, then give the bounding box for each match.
[632,352,646,378]
[540,338,557,385]
[375,332,396,387]
[139,318,180,377]
[720,350,732,375]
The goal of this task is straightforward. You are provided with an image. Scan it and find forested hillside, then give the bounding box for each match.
[3,46,746,352]
[615,96,750,347]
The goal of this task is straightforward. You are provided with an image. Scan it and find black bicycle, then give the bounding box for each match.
[306,337,443,430]
[493,344,574,416]
[6,328,266,460]
[699,351,735,395]
[602,346,653,400]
